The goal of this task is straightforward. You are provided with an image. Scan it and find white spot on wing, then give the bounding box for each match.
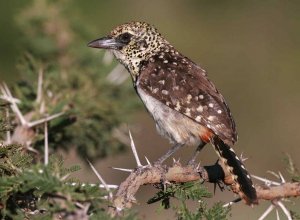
[152,88,159,93]
[187,94,192,103]
[162,90,169,95]
[196,105,203,112]
[185,111,191,117]
[195,116,201,122]
[208,116,215,121]
[175,102,181,111]
[158,80,165,85]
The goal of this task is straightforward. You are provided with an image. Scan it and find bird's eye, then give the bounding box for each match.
[118,32,132,44]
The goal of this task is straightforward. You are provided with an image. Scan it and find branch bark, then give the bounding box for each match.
[108,161,300,217]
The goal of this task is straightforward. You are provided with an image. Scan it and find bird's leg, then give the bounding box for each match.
[154,143,183,165]
[187,142,206,165]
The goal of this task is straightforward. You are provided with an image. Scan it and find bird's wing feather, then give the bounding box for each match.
[138,53,237,145]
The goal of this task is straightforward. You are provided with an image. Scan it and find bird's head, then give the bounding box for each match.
[88,21,168,79]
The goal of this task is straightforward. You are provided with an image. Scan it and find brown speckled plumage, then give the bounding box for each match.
[88,21,257,204]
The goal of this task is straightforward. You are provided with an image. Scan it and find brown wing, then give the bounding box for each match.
[138,52,237,146]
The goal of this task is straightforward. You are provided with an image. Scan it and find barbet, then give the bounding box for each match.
[88,21,257,204]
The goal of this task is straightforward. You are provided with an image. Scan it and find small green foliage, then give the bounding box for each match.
[13,0,141,161]
[291,210,300,220]
[284,154,300,182]
[176,201,230,220]
[148,181,212,208]
[0,102,13,136]
[174,181,212,201]
[148,181,230,219]
[0,144,33,176]
[0,145,114,219]
[202,202,230,220]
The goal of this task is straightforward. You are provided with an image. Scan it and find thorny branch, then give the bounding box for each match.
[108,159,300,217]
[1,71,299,219]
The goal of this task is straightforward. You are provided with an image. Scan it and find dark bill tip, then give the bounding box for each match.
[87,36,124,50]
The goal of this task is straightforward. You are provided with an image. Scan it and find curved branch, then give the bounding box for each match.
[108,161,300,217]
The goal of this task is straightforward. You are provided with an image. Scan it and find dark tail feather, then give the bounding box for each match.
[211,136,258,204]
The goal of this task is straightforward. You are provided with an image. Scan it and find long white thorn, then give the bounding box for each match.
[111,167,133,173]
[278,172,286,183]
[223,198,241,207]
[2,83,27,126]
[240,152,248,162]
[277,201,292,220]
[28,112,64,128]
[276,209,280,220]
[69,182,118,189]
[99,184,118,189]
[128,130,142,167]
[145,156,151,166]
[87,160,113,199]
[0,95,21,104]
[25,145,39,154]
[5,108,11,144]
[102,50,114,65]
[106,64,129,85]
[258,204,275,220]
[44,121,48,165]
[36,67,43,104]
[251,175,281,186]
[268,170,280,179]
[60,173,71,181]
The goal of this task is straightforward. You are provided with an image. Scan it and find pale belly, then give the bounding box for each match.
[137,87,206,147]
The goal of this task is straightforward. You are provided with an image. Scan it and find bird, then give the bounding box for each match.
[88,21,257,204]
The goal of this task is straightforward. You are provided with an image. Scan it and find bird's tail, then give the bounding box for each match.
[211,136,258,205]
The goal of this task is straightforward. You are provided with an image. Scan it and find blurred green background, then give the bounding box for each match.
[0,0,300,219]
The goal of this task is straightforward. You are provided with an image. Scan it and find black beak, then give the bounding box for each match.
[87,36,124,50]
